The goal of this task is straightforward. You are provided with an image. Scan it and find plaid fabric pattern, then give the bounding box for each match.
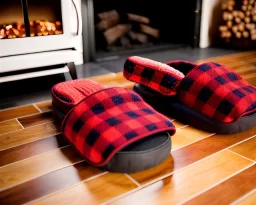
[178,62,256,123]
[62,87,175,166]
[123,56,185,96]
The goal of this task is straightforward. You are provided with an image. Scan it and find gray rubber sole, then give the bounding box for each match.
[134,83,256,134]
[52,105,171,173]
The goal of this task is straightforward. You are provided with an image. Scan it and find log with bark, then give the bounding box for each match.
[95,10,160,48]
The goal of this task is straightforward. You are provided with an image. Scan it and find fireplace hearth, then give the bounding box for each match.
[83,0,203,61]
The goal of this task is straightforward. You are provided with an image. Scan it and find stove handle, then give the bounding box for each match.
[71,0,82,36]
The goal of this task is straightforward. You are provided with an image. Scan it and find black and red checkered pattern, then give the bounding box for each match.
[62,87,175,166]
[123,56,185,96]
[123,56,256,123]
[177,62,256,123]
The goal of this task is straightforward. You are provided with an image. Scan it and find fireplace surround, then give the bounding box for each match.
[0,0,83,83]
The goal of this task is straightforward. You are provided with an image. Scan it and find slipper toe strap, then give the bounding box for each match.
[62,87,175,166]
[123,56,185,96]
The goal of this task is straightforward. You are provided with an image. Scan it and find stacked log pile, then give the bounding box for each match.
[219,0,256,44]
[95,10,160,50]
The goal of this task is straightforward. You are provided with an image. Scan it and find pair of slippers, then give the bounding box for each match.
[52,56,256,173]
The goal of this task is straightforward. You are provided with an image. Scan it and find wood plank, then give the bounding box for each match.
[230,136,256,161]
[183,165,256,205]
[196,51,256,64]
[0,105,39,122]
[234,66,256,75]
[0,162,103,205]
[245,76,256,86]
[172,126,212,150]
[18,111,53,128]
[236,190,256,205]
[32,173,137,205]
[0,134,67,167]
[171,120,187,128]
[130,126,256,185]
[0,122,60,151]
[0,146,82,190]
[111,151,253,205]
[0,119,22,135]
[35,101,52,112]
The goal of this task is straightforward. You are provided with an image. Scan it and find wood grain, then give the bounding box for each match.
[18,111,53,128]
[0,105,39,122]
[236,190,256,205]
[230,136,256,161]
[0,122,60,151]
[112,151,253,205]
[0,146,82,190]
[183,165,256,205]
[32,173,137,205]
[35,101,52,112]
[0,119,22,135]
[0,162,102,205]
[171,120,187,128]
[130,126,256,185]
[0,134,67,167]
[172,126,212,150]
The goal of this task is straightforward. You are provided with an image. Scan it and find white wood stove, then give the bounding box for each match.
[0,0,83,83]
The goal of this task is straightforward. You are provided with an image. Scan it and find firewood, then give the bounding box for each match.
[227,5,233,11]
[96,19,119,31]
[221,31,226,38]
[127,13,150,24]
[120,36,132,48]
[238,23,245,31]
[243,0,249,5]
[243,31,250,37]
[0,29,6,39]
[238,11,245,18]
[98,10,119,21]
[226,31,232,38]
[235,17,242,23]
[228,13,233,20]
[251,29,256,34]
[246,23,255,29]
[219,25,228,32]
[245,17,251,23]
[233,10,239,17]
[140,24,160,39]
[246,11,251,16]
[232,25,238,33]
[223,12,229,20]
[227,20,233,28]
[242,5,247,11]
[235,31,242,38]
[222,3,227,10]
[228,0,235,6]
[253,15,256,21]
[104,24,132,45]
[251,34,256,40]
[248,5,253,10]
[128,31,148,43]
[249,0,254,4]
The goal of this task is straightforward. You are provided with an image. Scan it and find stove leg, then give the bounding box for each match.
[67,62,78,80]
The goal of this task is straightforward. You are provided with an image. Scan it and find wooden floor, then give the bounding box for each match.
[0,50,256,205]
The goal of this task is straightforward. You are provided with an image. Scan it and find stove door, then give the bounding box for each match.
[0,0,80,57]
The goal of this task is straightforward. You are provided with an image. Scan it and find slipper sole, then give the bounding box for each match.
[52,103,171,173]
[134,83,256,134]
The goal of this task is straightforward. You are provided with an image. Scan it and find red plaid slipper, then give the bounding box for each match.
[51,79,175,173]
[123,56,256,134]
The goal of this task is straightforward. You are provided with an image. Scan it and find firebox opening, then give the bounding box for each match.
[94,0,198,57]
[0,0,63,40]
